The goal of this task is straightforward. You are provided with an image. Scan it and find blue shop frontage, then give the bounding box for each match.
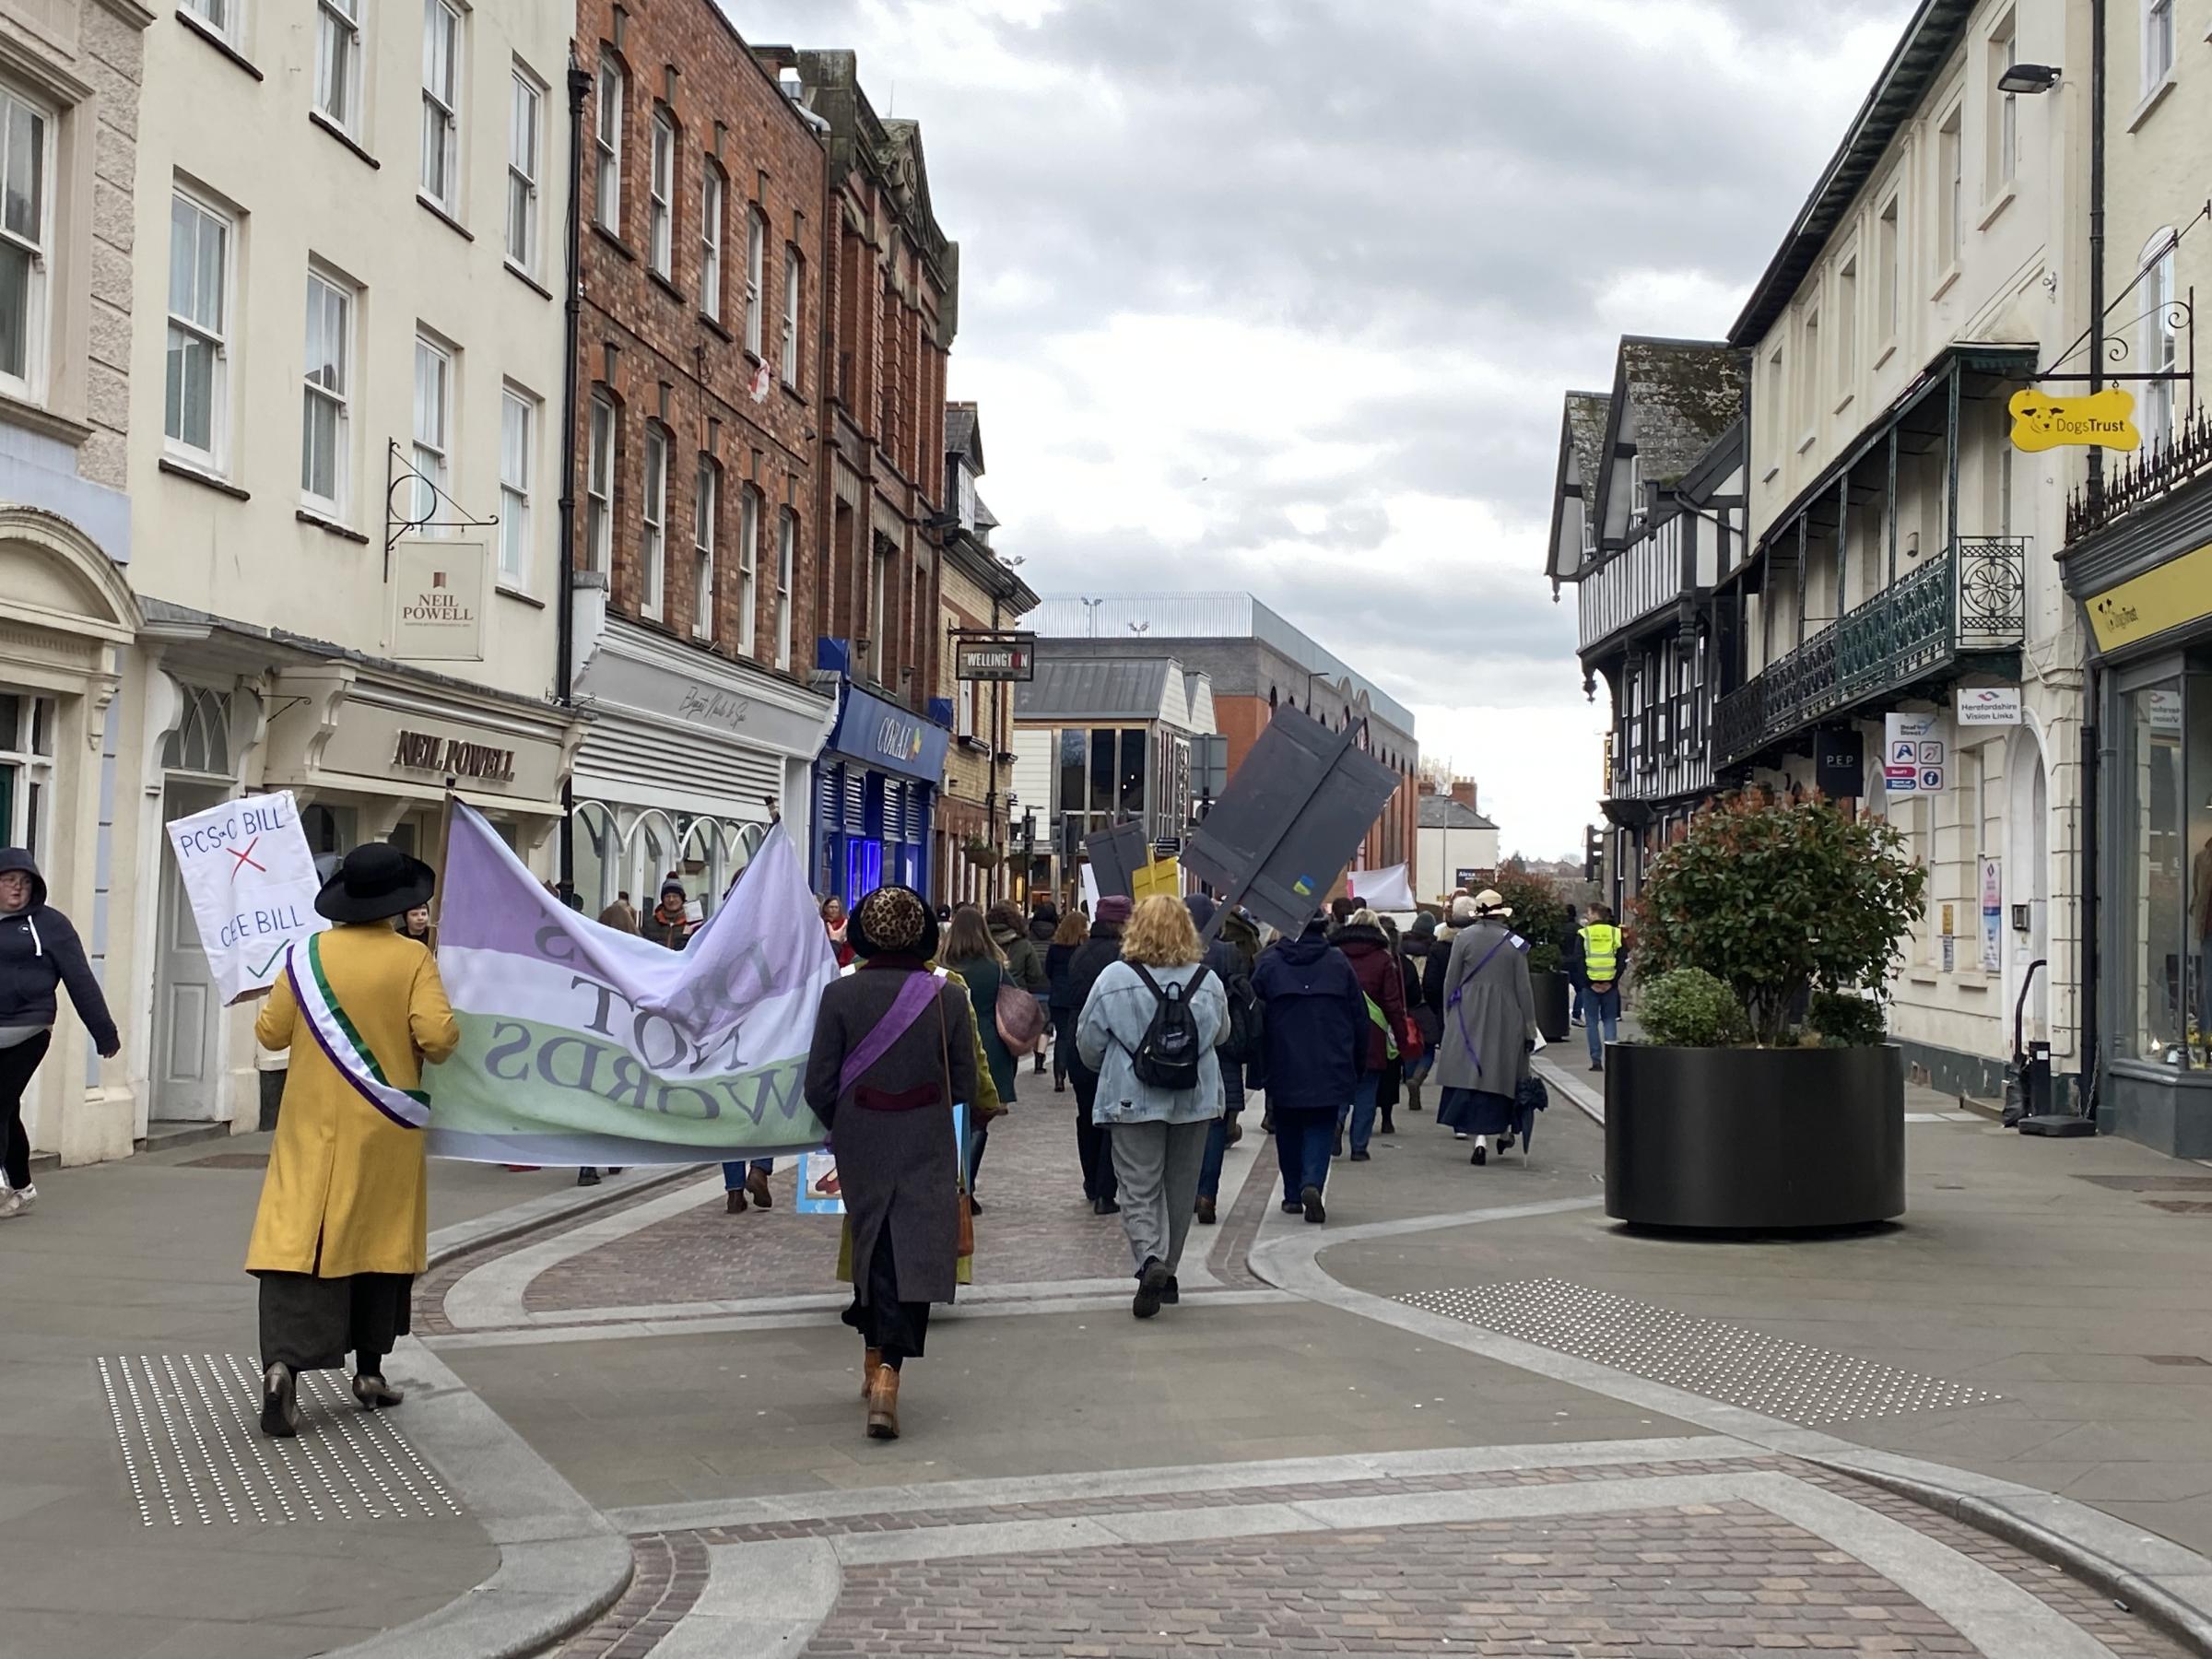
[812,677,952,903]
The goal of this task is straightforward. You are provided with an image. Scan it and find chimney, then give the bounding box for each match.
[1451,779,1478,813]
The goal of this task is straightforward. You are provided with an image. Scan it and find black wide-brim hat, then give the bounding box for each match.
[315,841,437,924]
[847,884,938,963]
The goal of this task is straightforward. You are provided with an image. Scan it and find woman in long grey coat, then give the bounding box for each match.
[1433,888,1537,1167]
[805,885,980,1440]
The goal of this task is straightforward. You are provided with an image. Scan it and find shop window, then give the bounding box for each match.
[300,803,359,861]
[1119,729,1147,817]
[2119,670,2212,1066]
[1088,727,1115,816]
[1057,729,1085,825]
[572,801,617,914]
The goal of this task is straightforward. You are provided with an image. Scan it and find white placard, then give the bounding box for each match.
[391,539,487,661]
[1956,686,2022,726]
[165,791,328,1004]
[1346,862,1416,912]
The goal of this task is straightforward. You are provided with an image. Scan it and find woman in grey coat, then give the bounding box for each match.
[1433,888,1537,1166]
[1077,895,1229,1320]
[804,885,980,1440]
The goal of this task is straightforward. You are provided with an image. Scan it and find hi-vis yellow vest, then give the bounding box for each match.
[1581,924,1622,984]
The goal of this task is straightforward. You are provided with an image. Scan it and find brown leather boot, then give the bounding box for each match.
[861,1348,883,1398]
[866,1365,900,1440]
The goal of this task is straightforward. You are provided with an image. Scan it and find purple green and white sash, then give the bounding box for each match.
[285,934,431,1130]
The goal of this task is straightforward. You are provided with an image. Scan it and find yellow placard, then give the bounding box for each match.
[1131,856,1182,900]
[2008,387,2141,453]
[2084,539,2212,653]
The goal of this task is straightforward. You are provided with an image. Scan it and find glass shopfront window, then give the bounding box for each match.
[2119,664,2212,1067]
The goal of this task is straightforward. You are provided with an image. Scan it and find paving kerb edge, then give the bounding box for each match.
[426,1163,709,1270]
[1261,1192,2212,1659]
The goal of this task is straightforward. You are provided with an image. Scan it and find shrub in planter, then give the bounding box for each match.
[1607,792,1925,1230]
[1637,967,1747,1049]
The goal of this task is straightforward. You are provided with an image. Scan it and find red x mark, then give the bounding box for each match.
[228,837,265,878]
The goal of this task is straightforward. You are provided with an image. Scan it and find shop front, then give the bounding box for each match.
[569,619,834,924]
[2068,473,2212,1156]
[814,682,950,904]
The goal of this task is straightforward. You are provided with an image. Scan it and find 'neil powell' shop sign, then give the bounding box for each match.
[166,791,329,1003]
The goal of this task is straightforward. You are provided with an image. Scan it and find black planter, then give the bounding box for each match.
[1605,1042,1905,1230]
[1532,970,1571,1043]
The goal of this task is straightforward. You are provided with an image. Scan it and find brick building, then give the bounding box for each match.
[566,0,837,920]
[935,403,1038,910]
[757,47,960,903]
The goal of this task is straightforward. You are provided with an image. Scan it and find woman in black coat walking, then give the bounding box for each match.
[1044,909,1088,1094]
[0,849,120,1218]
[1064,897,1129,1211]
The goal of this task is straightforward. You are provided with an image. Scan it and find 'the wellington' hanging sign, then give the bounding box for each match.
[2007,388,2142,453]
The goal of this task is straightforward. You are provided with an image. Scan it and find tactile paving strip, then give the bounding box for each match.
[96,1354,462,1526]
[1397,1278,2003,1426]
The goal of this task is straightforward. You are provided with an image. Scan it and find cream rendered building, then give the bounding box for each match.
[122,2,579,1137]
[0,0,150,1169]
[1721,0,2090,1102]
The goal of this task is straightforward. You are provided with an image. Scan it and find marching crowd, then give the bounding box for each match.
[0,827,1606,1446]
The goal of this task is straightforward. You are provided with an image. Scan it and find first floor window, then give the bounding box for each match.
[317,0,364,134]
[166,189,231,465]
[0,689,55,863]
[500,388,535,584]
[648,112,675,276]
[775,510,794,668]
[585,394,614,574]
[736,485,759,653]
[700,165,724,320]
[594,55,623,231]
[421,0,463,210]
[692,457,716,640]
[0,88,46,394]
[412,333,453,530]
[641,424,667,617]
[781,245,803,384]
[300,268,353,512]
[507,66,543,274]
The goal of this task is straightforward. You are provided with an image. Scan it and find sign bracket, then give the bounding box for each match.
[385,438,503,575]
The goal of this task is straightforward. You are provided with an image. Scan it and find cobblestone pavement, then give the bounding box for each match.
[550,1453,2187,1657]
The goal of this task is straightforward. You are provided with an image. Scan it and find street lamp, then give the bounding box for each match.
[1997,62,2061,94]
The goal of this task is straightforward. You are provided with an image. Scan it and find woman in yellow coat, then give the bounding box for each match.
[249,842,458,1438]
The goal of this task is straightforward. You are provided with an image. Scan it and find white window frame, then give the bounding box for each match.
[736,483,759,653]
[182,0,242,46]
[648,112,676,277]
[2144,0,2174,92]
[300,266,356,516]
[1936,107,1963,276]
[775,509,794,670]
[781,244,803,385]
[641,424,668,618]
[420,0,464,213]
[1796,302,1819,442]
[0,86,50,404]
[1877,193,1901,349]
[315,0,365,135]
[1989,12,2018,192]
[594,54,623,231]
[412,332,453,533]
[2140,229,2179,446]
[507,64,543,276]
[499,385,535,587]
[585,394,614,575]
[165,186,234,472]
[1835,253,1858,397]
[700,164,724,321]
[692,456,716,641]
[744,207,765,356]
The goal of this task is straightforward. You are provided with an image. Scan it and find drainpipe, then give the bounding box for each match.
[555,49,590,893]
[2078,0,2107,1110]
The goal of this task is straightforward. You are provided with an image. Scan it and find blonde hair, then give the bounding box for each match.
[1347,908,1381,928]
[1122,894,1204,968]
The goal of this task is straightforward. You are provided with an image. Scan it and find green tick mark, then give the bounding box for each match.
[251,943,288,977]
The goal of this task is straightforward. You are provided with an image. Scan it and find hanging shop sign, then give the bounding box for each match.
[391,541,487,661]
[1955,686,2023,726]
[953,633,1037,682]
[827,684,950,782]
[2008,388,2142,453]
[1814,728,1865,799]
[1883,712,1947,795]
[2084,540,2212,656]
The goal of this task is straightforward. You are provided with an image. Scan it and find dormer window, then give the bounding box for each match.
[1628,451,1644,521]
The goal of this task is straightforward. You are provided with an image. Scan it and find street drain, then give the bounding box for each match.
[1397,1278,2003,1427]
[96,1354,462,1526]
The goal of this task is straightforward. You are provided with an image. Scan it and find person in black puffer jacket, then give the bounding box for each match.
[0,848,120,1217]
[1043,909,1088,1094]
[1184,894,1251,1226]
[1065,898,1129,1212]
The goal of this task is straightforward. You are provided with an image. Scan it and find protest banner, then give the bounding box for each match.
[1346,862,1416,912]
[425,800,837,1165]
[165,791,327,1004]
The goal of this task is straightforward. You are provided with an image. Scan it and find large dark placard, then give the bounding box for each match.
[1815,727,1865,799]
[1181,707,1402,937]
[1083,820,1150,901]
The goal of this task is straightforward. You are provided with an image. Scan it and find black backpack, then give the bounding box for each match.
[1218,963,1262,1067]
[1128,963,1213,1090]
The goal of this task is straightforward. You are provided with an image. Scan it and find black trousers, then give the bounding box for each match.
[256,1270,412,1375]
[1051,1006,1078,1084]
[841,1225,930,1369]
[1072,1067,1116,1202]
[0,1029,50,1191]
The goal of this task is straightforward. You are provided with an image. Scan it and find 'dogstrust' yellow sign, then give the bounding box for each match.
[2085,540,2212,654]
[2009,388,2142,453]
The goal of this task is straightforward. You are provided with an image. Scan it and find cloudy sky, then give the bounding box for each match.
[730,0,1919,857]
